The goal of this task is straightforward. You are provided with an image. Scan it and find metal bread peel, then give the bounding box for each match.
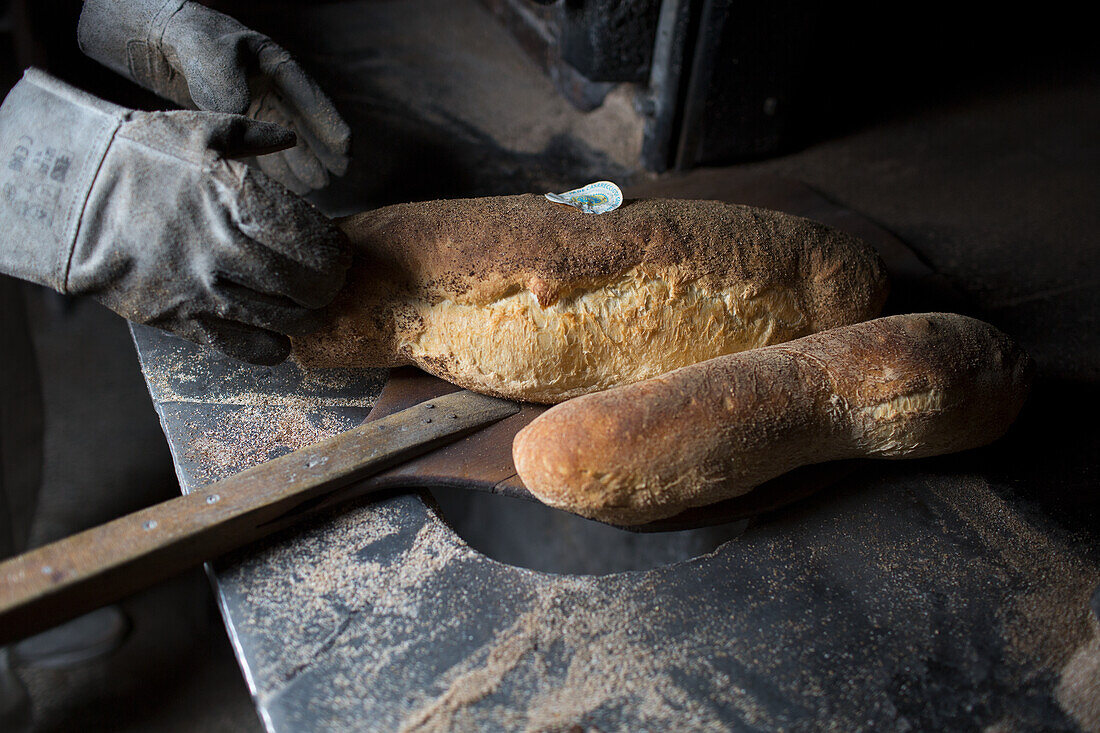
[0,390,520,644]
[545,181,624,214]
[0,177,909,645]
[0,367,849,645]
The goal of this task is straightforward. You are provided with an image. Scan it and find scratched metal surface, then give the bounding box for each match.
[131,312,1099,730]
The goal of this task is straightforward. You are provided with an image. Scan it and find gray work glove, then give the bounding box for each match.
[0,69,350,365]
[77,0,350,194]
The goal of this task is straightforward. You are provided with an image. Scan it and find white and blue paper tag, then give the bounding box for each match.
[545,181,623,214]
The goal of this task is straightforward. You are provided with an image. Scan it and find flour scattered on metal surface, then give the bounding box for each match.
[203,466,1100,731]
[129,290,1098,731]
[397,579,733,732]
[184,406,353,479]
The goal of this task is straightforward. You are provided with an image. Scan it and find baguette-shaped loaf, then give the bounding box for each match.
[292,195,888,403]
[513,313,1032,524]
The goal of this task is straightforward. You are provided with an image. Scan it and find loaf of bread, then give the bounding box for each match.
[513,313,1032,524]
[293,194,888,403]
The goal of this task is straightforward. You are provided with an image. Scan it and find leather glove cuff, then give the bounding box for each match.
[0,69,128,292]
[77,0,188,98]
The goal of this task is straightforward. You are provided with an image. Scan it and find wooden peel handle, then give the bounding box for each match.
[0,391,519,644]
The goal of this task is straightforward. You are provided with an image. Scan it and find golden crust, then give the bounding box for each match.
[292,195,889,402]
[513,313,1033,524]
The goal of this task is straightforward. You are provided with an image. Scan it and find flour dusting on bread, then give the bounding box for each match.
[293,195,889,403]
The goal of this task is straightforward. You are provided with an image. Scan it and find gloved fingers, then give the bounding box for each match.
[289,104,350,178]
[253,39,350,175]
[161,3,256,114]
[231,168,351,286]
[211,185,348,309]
[158,5,348,183]
[210,274,322,336]
[202,113,297,159]
[278,136,329,191]
[219,242,346,311]
[250,90,329,191]
[255,147,312,195]
[213,239,341,311]
[189,314,292,365]
[177,39,253,115]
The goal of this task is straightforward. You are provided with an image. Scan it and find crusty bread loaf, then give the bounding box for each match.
[513,313,1032,524]
[293,194,889,403]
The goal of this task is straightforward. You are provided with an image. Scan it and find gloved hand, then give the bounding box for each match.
[77,0,350,194]
[0,69,350,365]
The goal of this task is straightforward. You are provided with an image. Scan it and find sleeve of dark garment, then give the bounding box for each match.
[0,276,44,559]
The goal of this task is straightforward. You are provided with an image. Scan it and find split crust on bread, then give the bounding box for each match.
[293,194,889,403]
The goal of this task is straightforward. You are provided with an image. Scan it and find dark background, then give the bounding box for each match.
[1,0,1096,730]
